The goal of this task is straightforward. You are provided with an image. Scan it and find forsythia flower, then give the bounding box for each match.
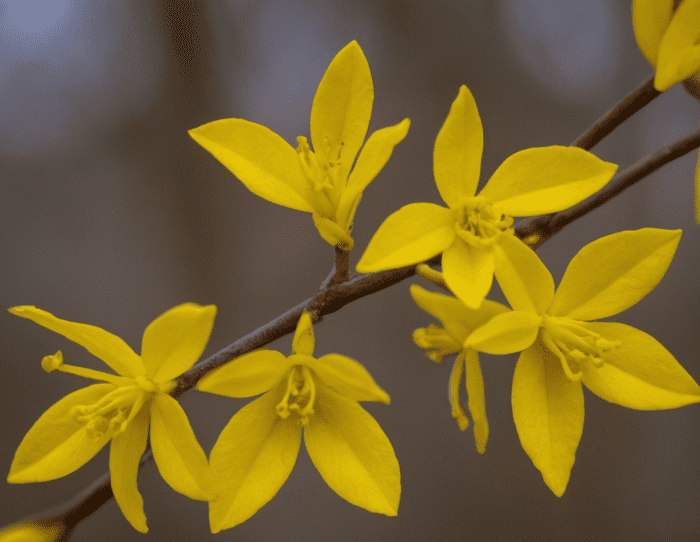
[198,312,399,532]
[632,0,700,92]
[356,85,617,308]
[410,283,509,453]
[7,304,216,533]
[462,228,700,496]
[189,40,410,250]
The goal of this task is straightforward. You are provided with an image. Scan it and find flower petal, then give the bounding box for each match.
[632,0,673,67]
[338,118,411,229]
[209,387,301,533]
[464,350,488,454]
[409,284,509,344]
[141,304,216,383]
[464,311,541,355]
[442,238,494,309]
[292,311,315,356]
[548,228,681,321]
[110,404,150,533]
[310,354,390,404]
[433,85,483,207]
[189,119,314,212]
[494,234,554,314]
[8,384,115,483]
[655,0,700,91]
[355,203,455,272]
[479,146,617,216]
[197,349,291,398]
[305,387,400,516]
[310,41,373,185]
[8,306,142,378]
[512,341,584,497]
[581,322,700,409]
[312,213,354,249]
[150,394,213,501]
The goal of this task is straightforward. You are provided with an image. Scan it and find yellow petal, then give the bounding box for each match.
[311,354,390,404]
[548,228,681,321]
[8,384,115,483]
[409,284,509,344]
[433,85,483,207]
[8,306,142,378]
[632,0,673,67]
[355,202,455,272]
[0,522,63,542]
[464,311,541,355]
[292,311,315,356]
[141,304,216,383]
[479,146,617,216]
[511,341,584,497]
[442,238,494,309]
[581,322,700,409]
[493,234,554,314]
[338,118,411,229]
[208,387,301,533]
[464,350,488,454]
[189,119,314,212]
[310,41,373,186]
[110,404,150,533]
[304,386,400,516]
[150,394,213,501]
[197,349,291,398]
[655,0,700,91]
[312,213,354,249]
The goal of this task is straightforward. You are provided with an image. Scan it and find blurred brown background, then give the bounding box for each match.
[2,1,699,540]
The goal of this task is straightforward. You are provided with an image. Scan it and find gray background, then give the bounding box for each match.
[2,1,699,540]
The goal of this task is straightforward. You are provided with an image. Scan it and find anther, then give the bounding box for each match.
[41,351,64,373]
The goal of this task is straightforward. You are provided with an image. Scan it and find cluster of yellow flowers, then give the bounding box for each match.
[4,0,700,536]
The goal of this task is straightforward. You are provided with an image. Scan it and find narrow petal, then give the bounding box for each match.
[631,0,673,66]
[310,40,373,184]
[8,384,115,483]
[150,394,213,501]
[433,85,483,207]
[338,118,411,228]
[292,311,315,356]
[310,355,390,404]
[548,228,681,321]
[312,213,354,249]
[189,119,314,212]
[493,234,554,314]
[110,404,150,533]
[512,341,584,497]
[355,203,455,272]
[209,387,301,533]
[197,350,291,398]
[464,311,541,355]
[464,350,488,454]
[8,306,142,378]
[442,238,494,309]
[655,0,700,91]
[305,387,400,516]
[409,284,509,344]
[581,322,700,409]
[141,304,216,383]
[479,147,617,216]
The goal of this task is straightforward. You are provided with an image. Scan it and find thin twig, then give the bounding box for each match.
[572,75,659,150]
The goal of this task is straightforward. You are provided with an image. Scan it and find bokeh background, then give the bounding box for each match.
[2,1,699,540]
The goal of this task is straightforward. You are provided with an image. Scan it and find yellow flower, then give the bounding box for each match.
[463,228,700,496]
[410,283,509,453]
[632,0,700,91]
[7,304,216,533]
[189,41,410,250]
[198,312,399,532]
[356,85,617,308]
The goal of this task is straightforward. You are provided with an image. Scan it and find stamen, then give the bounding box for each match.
[413,325,460,364]
[541,330,582,381]
[454,197,514,248]
[275,366,317,425]
[41,352,128,386]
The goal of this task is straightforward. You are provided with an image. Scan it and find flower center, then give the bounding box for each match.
[541,315,621,381]
[296,135,344,217]
[454,196,514,248]
[413,325,461,364]
[276,365,317,426]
